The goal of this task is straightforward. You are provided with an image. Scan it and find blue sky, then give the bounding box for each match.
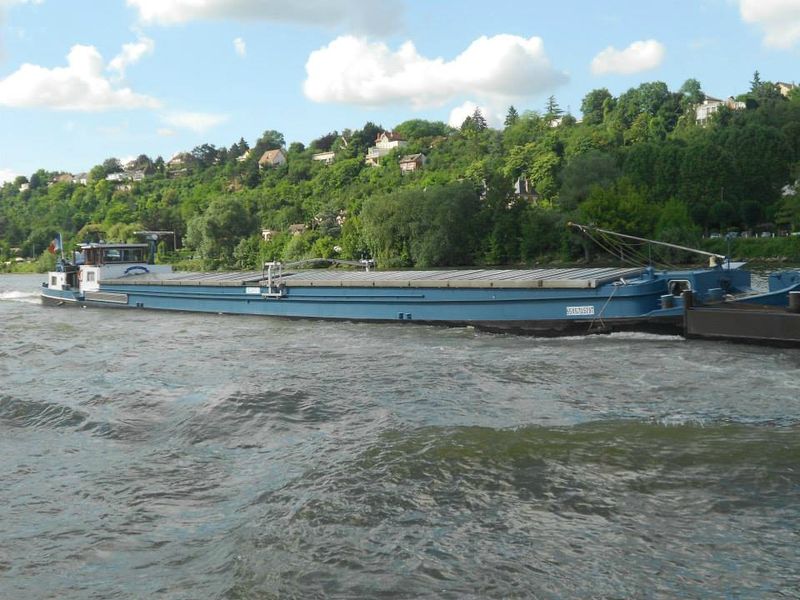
[1,0,798,182]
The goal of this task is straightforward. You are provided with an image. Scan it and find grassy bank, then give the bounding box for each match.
[701,236,800,263]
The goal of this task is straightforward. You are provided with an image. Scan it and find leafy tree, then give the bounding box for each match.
[394,119,450,139]
[580,88,612,125]
[679,78,704,106]
[102,158,123,174]
[579,178,656,235]
[559,150,619,210]
[185,196,258,268]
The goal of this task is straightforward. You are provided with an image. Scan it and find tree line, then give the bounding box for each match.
[2,72,799,271]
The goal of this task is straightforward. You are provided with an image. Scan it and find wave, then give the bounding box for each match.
[0,290,40,304]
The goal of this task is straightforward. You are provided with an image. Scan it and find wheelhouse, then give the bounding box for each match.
[80,243,150,266]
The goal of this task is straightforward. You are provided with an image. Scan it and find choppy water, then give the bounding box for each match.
[1,273,799,599]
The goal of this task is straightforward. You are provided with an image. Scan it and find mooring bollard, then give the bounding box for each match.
[682,290,694,309]
[789,291,800,314]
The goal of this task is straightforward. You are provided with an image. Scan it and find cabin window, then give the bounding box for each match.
[104,249,121,262]
[87,271,96,282]
[668,279,691,296]
[51,275,57,286]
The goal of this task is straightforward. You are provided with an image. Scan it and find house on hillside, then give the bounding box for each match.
[365,131,407,166]
[167,152,191,168]
[49,173,74,186]
[399,153,427,173]
[312,151,336,165]
[259,149,287,169]
[166,152,192,177]
[236,150,251,163]
[695,95,745,125]
[776,82,797,97]
[72,173,88,185]
[514,176,539,203]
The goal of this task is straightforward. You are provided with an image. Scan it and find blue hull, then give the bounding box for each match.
[40,265,763,336]
[40,279,685,337]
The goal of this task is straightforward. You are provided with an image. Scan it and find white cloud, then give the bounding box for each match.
[590,39,666,76]
[448,101,502,129]
[157,127,176,136]
[0,44,161,110]
[303,34,568,108]
[161,111,229,133]
[233,37,246,58]
[0,168,19,184]
[109,35,155,78]
[127,0,403,35]
[740,0,800,49]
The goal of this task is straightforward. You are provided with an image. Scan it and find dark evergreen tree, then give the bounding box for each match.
[504,105,519,128]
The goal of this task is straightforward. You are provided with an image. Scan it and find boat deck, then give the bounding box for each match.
[104,266,645,290]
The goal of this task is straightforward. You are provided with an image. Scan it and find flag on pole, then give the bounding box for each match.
[48,234,62,255]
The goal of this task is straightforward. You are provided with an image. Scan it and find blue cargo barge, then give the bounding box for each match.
[41,240,765,336]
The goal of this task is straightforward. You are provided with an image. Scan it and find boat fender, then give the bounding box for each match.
[78,269,83,281]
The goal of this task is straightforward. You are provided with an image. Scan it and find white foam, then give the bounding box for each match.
[0,290,40,304]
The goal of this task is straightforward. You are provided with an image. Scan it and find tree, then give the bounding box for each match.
[185,195,258,268]
[559,150,619,210]
[580,88,612,125]
[471,107,488,131]
[102,158,122,174]
[394,119,450,139]
[579,178,656,236]
[679,78,704,106]
[544,95,563,122]
[191,144,219,169]
[750,70,762,92]
[252,130,285,158]
[504,106,519,128]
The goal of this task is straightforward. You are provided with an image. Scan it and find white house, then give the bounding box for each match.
[696,95,746,125]
[312,151,336,165]
[365,131,407,166]
[776,82,797,97]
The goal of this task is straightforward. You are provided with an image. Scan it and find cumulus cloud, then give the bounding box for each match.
[0,44,161,110]
[590,39,665,76]
[448,101,502,129]
[233,37,246,57]
[740,0,800,49]
[304,34,568,108]
[127,0,403,35]
[109,35,155,78]
[0,168,19,184]
[161,111,229,133]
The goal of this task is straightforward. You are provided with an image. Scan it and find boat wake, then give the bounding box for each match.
[0,290,40,304]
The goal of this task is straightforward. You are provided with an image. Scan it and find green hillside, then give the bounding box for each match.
[3,74,800,272]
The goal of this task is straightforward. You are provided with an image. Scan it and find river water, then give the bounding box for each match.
[1,273,799,599]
